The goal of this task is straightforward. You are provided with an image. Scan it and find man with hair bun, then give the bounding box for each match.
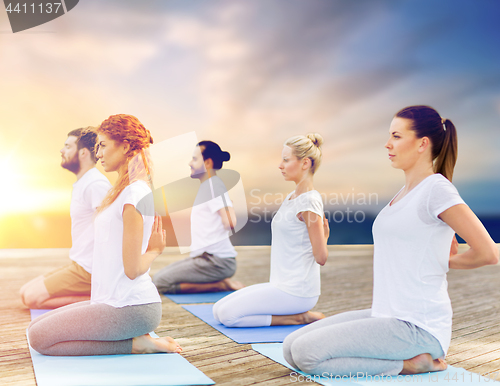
[153,140,243,294]
[20,127,111,309]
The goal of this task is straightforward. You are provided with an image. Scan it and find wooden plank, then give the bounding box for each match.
[1,245,499,386]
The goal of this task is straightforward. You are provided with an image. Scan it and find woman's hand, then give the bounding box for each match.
[450,235,459,257]
[440,204,499,269]
[147,214,167,256]
[123,206,166,280]
[302,211,328,266]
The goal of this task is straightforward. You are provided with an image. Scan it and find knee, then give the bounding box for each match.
[282,335,296,368]
[22,290,44,309]
[288,339,320,374]
[212,303,238,327]
[27,325,48,355]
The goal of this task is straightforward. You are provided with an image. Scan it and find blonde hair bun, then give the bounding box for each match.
[306,133,324,148]
[284,133,324,174]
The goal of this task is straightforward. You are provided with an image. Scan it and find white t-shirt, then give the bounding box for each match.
[371,173,466,354]
[270,190,324,297]
[190,176,237,258]
[69,168,111,273]
[91,180,161,307]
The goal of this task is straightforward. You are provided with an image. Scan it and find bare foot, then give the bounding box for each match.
[401,353,447,375]
[221,278,244,291]
[271,311,325,326]
[302,311,325,324]
[131,334,182,354]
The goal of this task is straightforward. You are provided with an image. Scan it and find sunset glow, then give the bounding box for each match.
[0,0,498,248]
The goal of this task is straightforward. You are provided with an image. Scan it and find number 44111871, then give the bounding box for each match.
[5,3,62,13]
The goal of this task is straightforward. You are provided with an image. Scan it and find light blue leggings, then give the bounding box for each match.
[283,309,444,376]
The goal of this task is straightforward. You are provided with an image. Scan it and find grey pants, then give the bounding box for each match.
[283,309,444,376]
[153,253,236,294]
[27,301,161,356]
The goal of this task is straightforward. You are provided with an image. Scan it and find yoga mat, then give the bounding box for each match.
[28,311,214,386]
[252,343,499,385]
[165,291,234,304]
[182,304,305,344]
[30,309,50,319]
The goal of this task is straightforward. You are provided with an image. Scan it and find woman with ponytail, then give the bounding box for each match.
[283,105,498,377]
[213,133,329,327]
[28,114,182,356]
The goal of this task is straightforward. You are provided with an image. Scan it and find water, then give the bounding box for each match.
[230,214,500,245]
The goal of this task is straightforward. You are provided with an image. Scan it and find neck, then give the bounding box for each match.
[403,162,434,191]
[294,173,314,195]
[75,162,95,180]
[199,169,216,183]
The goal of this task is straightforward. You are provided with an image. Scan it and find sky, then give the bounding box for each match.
[0,0,499,247]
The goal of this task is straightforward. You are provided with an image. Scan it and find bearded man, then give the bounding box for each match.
[20,128,111,309]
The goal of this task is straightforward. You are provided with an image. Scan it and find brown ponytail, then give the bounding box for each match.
[395,105,458,181]
[433,119,458,181]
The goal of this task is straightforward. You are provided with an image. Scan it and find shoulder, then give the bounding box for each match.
[210,176,229,194]
[299,190,323,204]
[83,168,110,186]
[122,181,154,214]
[427,174,459,194]
[126,180,152,195]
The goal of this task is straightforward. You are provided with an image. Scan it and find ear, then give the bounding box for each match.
[122,141,131,155]
[204,158,214,171]
[78,147,88,161]
[302,157,312,170]
[418,137,431,153]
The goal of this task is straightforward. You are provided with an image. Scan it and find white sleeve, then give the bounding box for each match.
[85,180,111,210]
[121,182,155,217]
[295,193,324,218]
[428,178,466,221]
[206,178,233,213]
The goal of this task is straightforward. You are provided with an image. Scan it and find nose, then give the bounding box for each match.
[385,138,392,149]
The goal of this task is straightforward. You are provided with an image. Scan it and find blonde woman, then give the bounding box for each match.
[213,134,329,327]
[28,114,182,355]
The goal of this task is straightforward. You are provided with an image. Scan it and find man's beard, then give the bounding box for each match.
[190,168,205,179]
[61,154,80,174]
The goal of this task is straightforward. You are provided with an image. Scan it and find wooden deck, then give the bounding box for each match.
[1,245,500,385]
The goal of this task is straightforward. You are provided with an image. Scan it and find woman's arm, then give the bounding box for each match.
[301,211,329,266]
[218,206,237,231]
[122,205,166,280]
[440,204,499,269]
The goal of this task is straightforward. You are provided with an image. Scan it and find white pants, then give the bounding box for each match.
[212,282,319,327]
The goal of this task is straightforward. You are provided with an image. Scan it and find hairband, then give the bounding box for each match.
[441,118,446,131]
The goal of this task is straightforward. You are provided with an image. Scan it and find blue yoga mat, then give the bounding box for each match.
[182,304,306,344]
[165,291,234,304]
[28,310,214,386]
[252,343,498,385]
[30,309,50,319]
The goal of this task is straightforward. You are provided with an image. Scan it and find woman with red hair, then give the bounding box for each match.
[28,114,182,356]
